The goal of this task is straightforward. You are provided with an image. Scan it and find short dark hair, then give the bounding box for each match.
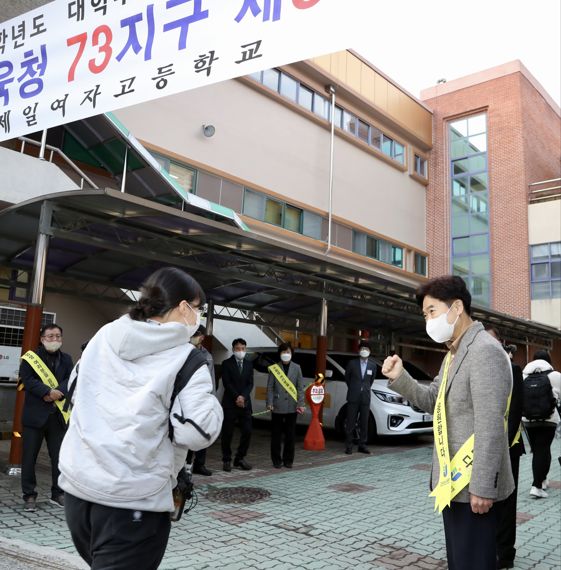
[416,275,472,316]
[277,342,293,358]
[40,324,62,336]
[130,267,205,322]
[192,325,206,337]
[232,338,247,349]
[484,326,501,341]
[358,340,370,349]
[533,350,551,364]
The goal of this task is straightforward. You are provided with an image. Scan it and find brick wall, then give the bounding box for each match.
[423,72,560,319]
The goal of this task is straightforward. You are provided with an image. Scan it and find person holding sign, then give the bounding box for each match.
[19,324,73,512]
[266,343,305,468]
[382,276,514,570]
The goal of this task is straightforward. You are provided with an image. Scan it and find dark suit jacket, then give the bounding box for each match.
[509,362,525,456]
[20,345,74,428]
[345,357,377,404]
[221,355,254,410]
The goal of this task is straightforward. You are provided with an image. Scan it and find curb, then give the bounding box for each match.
[0,536,88,569]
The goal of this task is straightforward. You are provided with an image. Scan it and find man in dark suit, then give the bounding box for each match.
[344,340,377,454]
[20,324,73,512]
[486,329,525,570]
[221,338,253,471]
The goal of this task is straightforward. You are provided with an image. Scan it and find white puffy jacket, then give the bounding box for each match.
[59,315,223,512]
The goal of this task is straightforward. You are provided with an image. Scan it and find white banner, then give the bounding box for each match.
[0,0,361,142]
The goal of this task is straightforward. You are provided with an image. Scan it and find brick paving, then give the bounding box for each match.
[0,426,560,569]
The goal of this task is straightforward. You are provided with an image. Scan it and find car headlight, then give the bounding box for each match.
[373,390,409,406]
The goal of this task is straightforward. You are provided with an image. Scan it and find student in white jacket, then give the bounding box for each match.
[522,349,561,499]
[59,267,223,570]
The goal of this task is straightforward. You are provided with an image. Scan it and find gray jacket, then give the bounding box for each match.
[390,322,514,503]
[266,361,305,413]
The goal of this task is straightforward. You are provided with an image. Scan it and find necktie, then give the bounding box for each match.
[238,360,243,373]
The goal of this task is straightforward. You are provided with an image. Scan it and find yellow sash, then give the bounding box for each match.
[430,352,511,513]
[21,351,71,424]
[268,364,297,402]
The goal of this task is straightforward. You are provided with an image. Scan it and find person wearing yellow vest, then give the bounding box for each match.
[382,276,514,570]
[266,343,305,468]
[19,324,73,513]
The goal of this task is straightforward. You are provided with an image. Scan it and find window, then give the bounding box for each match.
[152,153,197,194]
[415,253,427,276]
[414,155,427,177]
[279,72,298,102]
[250,68,408,166]
[243,189,315,236]
[298,85,314,111]
[530,242,561,299]
[352,231,404,269]
[449,113,490,306]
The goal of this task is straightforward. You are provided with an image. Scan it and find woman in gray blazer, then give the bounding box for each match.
[266,343,305,468]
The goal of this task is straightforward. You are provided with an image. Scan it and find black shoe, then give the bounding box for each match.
[223,461,232,472]
[497,562,514,569]
[49,494,65,508]
[283,462,293,469]
[24,497,37,512]
[345,447,352,455]
[193,465,213,476]
[234,458,252,470]
[357,446,371,454]
[273,462,282,469]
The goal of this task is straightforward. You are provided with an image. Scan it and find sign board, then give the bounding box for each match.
[0,346,21,380]
[0,0,363,142]
[310,383,324,404]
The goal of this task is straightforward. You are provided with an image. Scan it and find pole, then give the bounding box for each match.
[38,129,47,160]
[121,147,128,193]
[7,202,52,472]
[325,85,336,255]
[315,298,328,377]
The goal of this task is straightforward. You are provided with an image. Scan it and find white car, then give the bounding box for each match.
[245,348,433,441]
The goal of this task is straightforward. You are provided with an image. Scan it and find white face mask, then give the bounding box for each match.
[234,350,246,360]
[42,341,62,353]
[280,353,292,363]
[183,312,201,339]
[359,349,370,359]
[426,306,459,344]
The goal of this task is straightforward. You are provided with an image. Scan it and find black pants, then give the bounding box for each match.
[221,406,252,462]
[442,500,501,570]
[526,424,556,487]
[193,449,206,468]
[346,395,370,447]
[497,449,521,565]
[65,492,170,570]
[22,413,65,500]
[271,412,297,466]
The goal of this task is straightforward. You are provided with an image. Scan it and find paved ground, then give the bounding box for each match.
[1,423,560,569]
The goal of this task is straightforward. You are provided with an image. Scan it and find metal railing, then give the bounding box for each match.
[18,136,99,190]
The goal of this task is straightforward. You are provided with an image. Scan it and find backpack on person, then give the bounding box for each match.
[522,370,557,421]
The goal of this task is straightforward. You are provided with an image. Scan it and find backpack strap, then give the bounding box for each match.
[169,349,209,441]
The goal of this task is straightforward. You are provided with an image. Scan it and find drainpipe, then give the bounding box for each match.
[325,85,336,256]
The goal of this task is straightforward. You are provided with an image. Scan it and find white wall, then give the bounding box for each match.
[116,80,426,249]
[531,299,561,330]
[0,147,78,204]
[528,201,561,244]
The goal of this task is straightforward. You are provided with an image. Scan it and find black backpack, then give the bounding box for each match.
[168,348,211,442]
[522,371,556,421]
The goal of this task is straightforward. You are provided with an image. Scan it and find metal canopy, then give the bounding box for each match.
[0,188,559,343]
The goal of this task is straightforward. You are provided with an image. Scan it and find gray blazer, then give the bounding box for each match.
[390,322,514,503]
[266,361,305,413]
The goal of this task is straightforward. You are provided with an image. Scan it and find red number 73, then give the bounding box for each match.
[67,25,113,82]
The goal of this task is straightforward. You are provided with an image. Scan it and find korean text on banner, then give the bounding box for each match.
[0,0,362,142]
